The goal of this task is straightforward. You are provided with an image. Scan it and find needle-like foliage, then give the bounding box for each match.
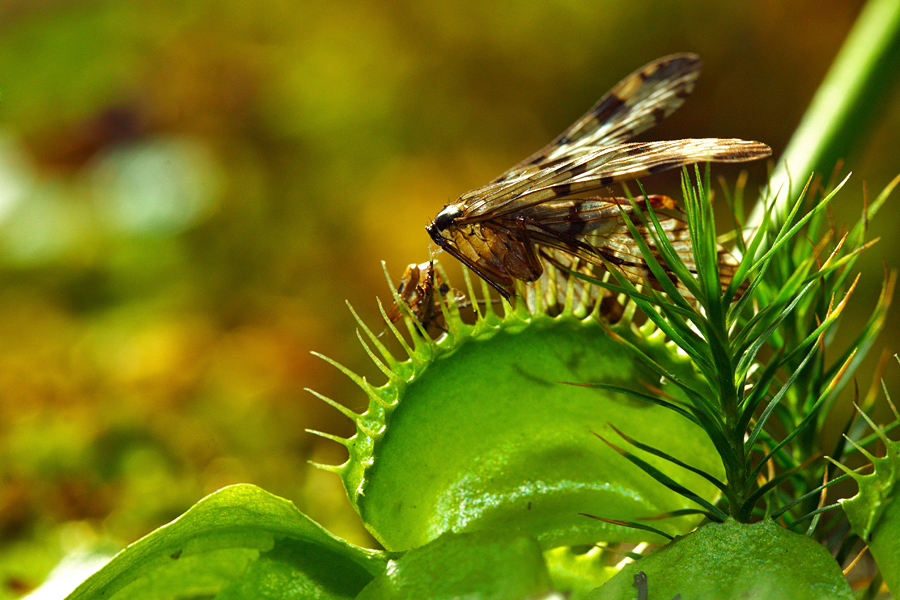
[571,165,894,524]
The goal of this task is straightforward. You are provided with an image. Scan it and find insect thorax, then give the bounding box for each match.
[433,204,465,232]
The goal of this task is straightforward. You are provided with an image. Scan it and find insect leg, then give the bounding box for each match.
[513,216,546,280]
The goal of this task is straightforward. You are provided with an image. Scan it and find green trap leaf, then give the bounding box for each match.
[66,484,387,600]
[586,518,853,600]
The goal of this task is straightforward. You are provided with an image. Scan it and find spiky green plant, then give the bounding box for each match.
[569,166,891,525]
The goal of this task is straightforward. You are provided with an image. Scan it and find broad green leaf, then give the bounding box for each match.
[356,530,553,600]
[66,484,387,600]
[543,546,618,600]
[586,518,853,600]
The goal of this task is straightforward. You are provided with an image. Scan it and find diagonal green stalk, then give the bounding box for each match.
[751,0,900,232]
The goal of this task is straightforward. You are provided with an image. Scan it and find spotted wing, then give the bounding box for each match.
[460,138,771,220]
[490,53,703,187]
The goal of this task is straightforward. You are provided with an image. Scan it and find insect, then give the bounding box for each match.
[425,54,771,300]
[386,261,463,334]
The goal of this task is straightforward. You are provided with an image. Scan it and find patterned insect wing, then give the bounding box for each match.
[494,53,704,183]
[425,54,770,300]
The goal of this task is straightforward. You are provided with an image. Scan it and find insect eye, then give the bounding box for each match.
[433,205,463,231]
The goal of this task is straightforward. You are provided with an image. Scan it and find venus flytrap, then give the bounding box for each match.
[59,173,896,600]
[56,0,900,596]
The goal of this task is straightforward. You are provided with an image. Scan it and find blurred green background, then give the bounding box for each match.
[1,0,898,594]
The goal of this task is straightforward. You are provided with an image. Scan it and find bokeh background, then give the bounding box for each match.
[1,0,898,594]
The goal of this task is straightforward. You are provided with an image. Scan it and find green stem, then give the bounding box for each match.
[723,406,751,518]
[750,0,900,231]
